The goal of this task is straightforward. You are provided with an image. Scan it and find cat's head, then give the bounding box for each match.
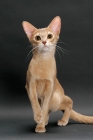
[22,16,61,53]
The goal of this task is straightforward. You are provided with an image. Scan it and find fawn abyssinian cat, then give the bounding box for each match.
[22,16,93,133]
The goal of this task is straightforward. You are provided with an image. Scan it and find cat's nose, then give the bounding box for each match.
[42,41,46,45]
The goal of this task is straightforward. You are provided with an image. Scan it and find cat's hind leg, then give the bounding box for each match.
[58,96,73,126]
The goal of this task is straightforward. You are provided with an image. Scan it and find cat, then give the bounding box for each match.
[22,16,93,133]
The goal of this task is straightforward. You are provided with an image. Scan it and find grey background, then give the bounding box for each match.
[0,0,93,139]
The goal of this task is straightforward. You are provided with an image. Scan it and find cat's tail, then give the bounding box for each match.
[70,110,93,124]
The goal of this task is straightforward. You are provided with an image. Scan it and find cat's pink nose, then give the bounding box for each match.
[42,41,46,45]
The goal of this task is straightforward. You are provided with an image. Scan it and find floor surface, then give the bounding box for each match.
[1,86,93,140]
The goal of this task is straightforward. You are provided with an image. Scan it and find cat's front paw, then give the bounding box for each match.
[34,111,43,124]
[35,124,46,133]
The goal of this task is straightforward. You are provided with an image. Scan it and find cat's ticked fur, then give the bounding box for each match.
[22,16,93,133]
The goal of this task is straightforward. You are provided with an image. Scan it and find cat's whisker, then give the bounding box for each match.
[56,48,62,60]
[27,44,32,48]
[57,45,69,52]
[57,47,65,56]
[25,50,33,62]
[25,46,38,62]
[56,46,64,53]
[56,45,69,55]
[58,41,68,46]
[58,48,68,55]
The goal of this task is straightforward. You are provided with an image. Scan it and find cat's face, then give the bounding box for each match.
[22,16,61,53]
[30,28,59,52]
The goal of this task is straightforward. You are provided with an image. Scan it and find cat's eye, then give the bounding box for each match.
[35,35,41,41]
[47,34,53,39]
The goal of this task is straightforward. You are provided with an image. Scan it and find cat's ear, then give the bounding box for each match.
[22,21,37,39]
[48,16,61,35]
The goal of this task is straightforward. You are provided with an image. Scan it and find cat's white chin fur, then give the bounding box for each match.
[38,45,55,53]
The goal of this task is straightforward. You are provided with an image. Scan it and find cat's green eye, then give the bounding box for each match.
[35,35,41,41]
[47,34,53,39]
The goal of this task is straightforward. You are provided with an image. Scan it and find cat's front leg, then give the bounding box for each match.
[35,80,53,133]
[27,79,43,124]
[35,111,50,133]
[34,109,43,124]
[42,80,53,120]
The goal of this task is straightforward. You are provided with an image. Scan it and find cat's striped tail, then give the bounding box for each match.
[70,110,93,124]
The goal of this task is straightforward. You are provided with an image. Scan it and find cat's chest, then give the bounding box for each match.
[29,59,56,79]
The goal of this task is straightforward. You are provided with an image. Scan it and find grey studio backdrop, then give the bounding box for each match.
[0,0,93,140]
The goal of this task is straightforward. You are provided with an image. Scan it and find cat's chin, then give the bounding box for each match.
[41,49,54,53]
[38,47,53,53]
[39,49,51,53]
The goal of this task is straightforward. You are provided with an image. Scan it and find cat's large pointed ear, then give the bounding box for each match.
[22,21,37,39]
[48,16,61,35]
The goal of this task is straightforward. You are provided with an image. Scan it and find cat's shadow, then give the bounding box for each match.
[23,124,35,133]
[21,121,81,134]
[21,122,57,134]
